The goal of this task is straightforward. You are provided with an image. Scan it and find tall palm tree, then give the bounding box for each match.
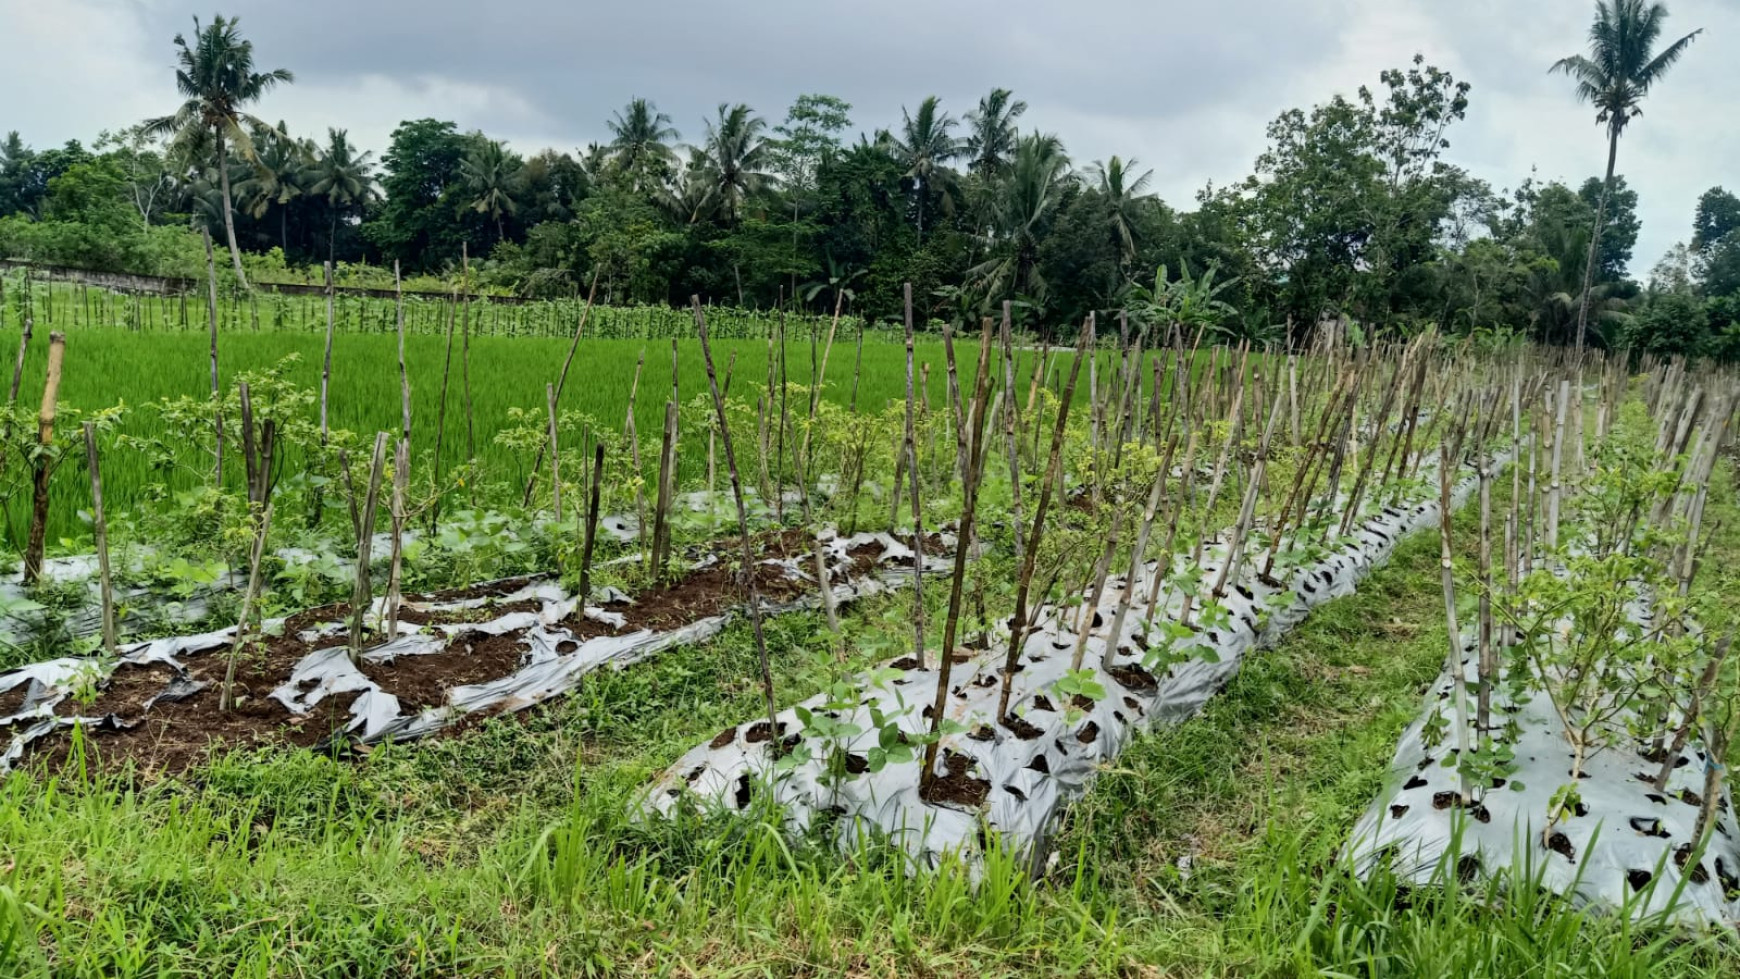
[304,128,378,263]
[461,138,522,243]
[964,88,1027,178]
[1551,0,1701,352]
[1088,156,1155,267]
[968,133,1070,300]
[885,96,963,245]
[144,15,294,288]
[606,97,680,192]
[692,103,774,226]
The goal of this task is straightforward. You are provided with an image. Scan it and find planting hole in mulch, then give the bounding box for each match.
[1106,663,1158,693]
[921,750,990,808]
[1675,844,1711,884]
[1547,831,1577,862]
[744,720,788,744]
[1002,713,1043,741]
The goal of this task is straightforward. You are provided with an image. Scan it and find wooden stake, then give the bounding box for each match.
[901,283,928,668]
[997,317,1091,723]
[22,332,64,586]
[693,297,781,748]
[547,383,562,522]
[431,289,458,532]
[204,229,223,486]
[83,422,116,657]
[348,433,389,666]
[579,442,606,611]
[920,317,997,797]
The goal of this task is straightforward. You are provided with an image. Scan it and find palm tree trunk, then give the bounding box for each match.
[214,128,250,290]
[1573,126,1619,355]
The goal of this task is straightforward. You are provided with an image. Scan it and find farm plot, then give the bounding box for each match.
[1,527,952,776]
[1348,363,1740,926]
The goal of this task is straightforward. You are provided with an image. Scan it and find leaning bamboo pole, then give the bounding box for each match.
[693,297,781,746]
[996,318,1091,723]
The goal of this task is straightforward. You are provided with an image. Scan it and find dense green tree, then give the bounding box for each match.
[460,138,523,244]
[144,14,294,287]
[692,104,774,226]
[1691,187,1740,255]
[1623,286,1707,356]
[968,133,1069,303]
[1086,156,1155,268]
[363,119,472,271]
[1551,0,1702,350]
[606,98,680,193]
[963,88,1026,178]
[233,121,308,254]
[885,96,963,245]
[304,128,378,263]
[1577,175,1639,280]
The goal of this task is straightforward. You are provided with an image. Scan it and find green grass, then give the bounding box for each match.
[4,465,1733,977]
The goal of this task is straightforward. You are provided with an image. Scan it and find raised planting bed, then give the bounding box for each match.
[1345,622,1740,927]
[646,458,1493,868]
[0,529,951,778]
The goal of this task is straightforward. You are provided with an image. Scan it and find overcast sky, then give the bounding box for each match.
[4,0,1736,275]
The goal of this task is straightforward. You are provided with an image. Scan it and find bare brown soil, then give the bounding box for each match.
[12,529,890,782]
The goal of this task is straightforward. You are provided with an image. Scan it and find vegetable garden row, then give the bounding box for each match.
[0,268,1738,932]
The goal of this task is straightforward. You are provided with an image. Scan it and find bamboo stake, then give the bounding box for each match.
[522,267,601,505]
[8,308,31,404]
[1102,432,1179,673]
[385,438,409,638]
[693,297,780,748]
[396,261,410,445]
[624,350,648,544]
[1000,303,1026,565]
[901,283,928,668]
[22,332,64,586]
[997,318,1091,723]
[461,245,475,479]
[347,433,389,666]
[1438,438,1473,807]
[83,422,116,657]
[1212,385,1286,601]
[1547,378,1569,550]
[943,324,967,482]
[430,289,458,532]
[920,318,996,796]
[204,229,223,486]
[547,383,562,522]
[579,442,606,611]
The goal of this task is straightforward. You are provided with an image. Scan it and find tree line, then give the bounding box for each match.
[2,4,1736,354]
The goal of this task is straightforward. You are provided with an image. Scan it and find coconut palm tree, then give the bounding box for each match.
[967,133,1070,301]
[606,98,680,192]
[884,96,963,245]
[144,15,294,288]
[461,138,522,244]
[1088,156,1155,267]
[692,103,775,226]
[1551,0,1701,352]
[304,128,378,263]
[233,121,308,253]
[964,88,1027,178]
